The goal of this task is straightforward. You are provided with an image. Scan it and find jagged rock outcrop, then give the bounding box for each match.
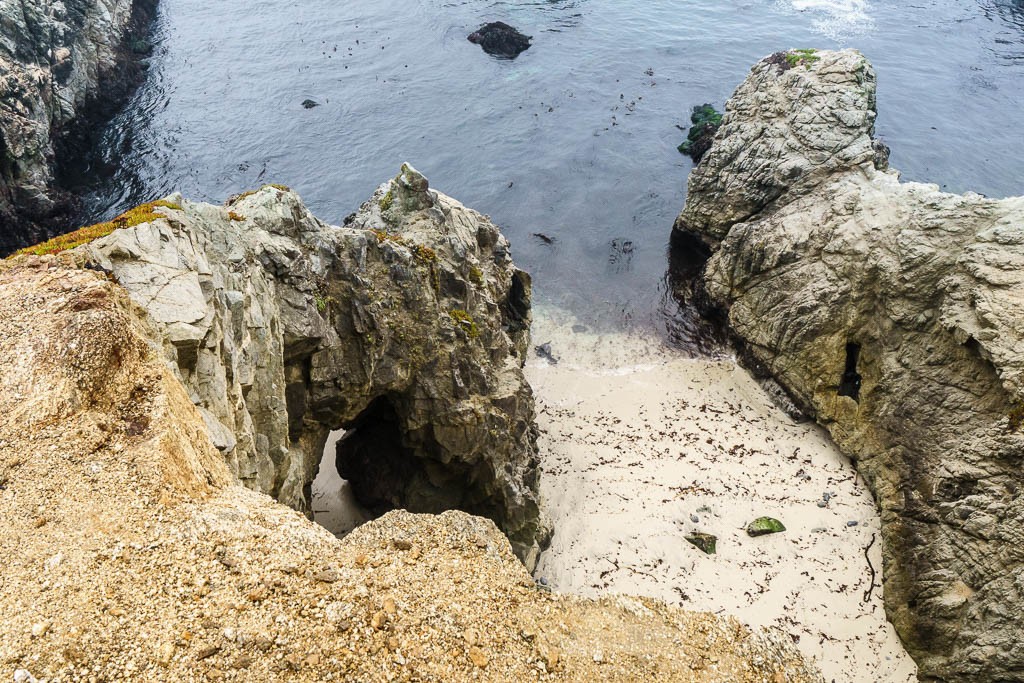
[65,165,548,566]
[0,252,823,682]
[0,0,155,254]
[675,48,1024,681]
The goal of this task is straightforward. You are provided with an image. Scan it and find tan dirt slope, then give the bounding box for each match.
[0,257,822,682]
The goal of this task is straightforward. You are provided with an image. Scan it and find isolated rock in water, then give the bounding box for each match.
[685,532,718,554]
[677,104,723,163]
[65,167,548,567]
[0,0,157,255]
[746,517,786,537]
[468,22,532,59]
[675,48,1024,682]
[0,261,823,680]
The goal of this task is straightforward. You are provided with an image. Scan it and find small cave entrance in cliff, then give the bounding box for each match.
[312,396,465,536]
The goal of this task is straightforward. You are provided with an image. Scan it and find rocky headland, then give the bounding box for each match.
[675,48,1024,681]
[0,169,824,681]
[41,165,548,568]
[0,0,155,254]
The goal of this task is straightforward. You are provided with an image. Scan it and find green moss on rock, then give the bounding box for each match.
[685,532,717,555]
[449,309,480,339]
[746,517,786,537]
[11,200,182,258]
[678,104,723,163]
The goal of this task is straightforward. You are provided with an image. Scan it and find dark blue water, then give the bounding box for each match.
[75,0,1024,334]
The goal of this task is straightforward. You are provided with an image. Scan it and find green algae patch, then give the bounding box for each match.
[11,200,182,258]
[685,532,718,555]
[746,517,786,537]
[678,104,723,162]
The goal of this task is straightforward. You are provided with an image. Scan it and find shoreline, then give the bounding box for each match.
[527,305,917,682]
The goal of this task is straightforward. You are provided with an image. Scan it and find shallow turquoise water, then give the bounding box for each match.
[73,0,1024,338]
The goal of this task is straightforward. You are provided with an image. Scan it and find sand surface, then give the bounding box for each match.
[527,306,917,683]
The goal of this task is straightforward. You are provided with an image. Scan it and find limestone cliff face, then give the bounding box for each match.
[676,49,1024,681]
[0,0,154,253]
[72,166,549,566]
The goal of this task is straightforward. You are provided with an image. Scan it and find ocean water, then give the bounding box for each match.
[69,0,1024,340]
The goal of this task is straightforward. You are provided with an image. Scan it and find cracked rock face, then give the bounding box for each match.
[0,0,154,253]
[676,49,1024,681]
[74,166,549,567]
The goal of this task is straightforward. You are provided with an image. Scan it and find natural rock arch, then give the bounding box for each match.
[75,165,550,567]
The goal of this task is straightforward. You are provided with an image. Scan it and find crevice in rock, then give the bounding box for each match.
[838,342,862,400]
[663,228,729,357]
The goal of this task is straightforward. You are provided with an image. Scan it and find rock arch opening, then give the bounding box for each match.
[311,395,483,538]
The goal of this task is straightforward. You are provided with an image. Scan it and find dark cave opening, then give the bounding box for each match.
[838,342,862,400]
[334,395,424,516]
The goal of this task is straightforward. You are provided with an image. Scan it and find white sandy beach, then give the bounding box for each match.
[527,306,917,683]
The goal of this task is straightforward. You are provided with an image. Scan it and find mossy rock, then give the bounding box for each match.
[746,517,786,537]
[677,104,723,163]
[685,532,717,555]
[11,200,182,258]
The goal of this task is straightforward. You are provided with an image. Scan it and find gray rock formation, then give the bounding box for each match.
[0,0,155,253]
[675,49,1024,681]
[72,165,549,567]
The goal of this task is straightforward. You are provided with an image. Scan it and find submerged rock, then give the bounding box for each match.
[467,22,532,59]
[746,517,786,537]
[675,48,1024,681]
[62,167,548,566]
[0,0,157,255]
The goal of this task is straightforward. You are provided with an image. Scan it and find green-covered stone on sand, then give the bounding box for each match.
[746,517,786,537]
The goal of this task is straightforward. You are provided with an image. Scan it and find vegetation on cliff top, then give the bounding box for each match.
[10,200,183,258]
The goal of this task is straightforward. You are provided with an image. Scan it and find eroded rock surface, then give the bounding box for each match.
[676,48,1024,681]
[0,256,823,682]
[70,166,548,565]
[0,0,154,254]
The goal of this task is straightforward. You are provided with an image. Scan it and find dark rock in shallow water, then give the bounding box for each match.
[677,104,722,163]
[468,22,532,59]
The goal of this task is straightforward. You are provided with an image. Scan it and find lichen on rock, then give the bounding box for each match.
[675,48,1024,681]
[61,166,549,567]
